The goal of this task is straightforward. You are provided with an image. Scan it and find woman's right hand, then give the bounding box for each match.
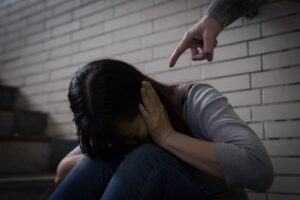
[169,14,222,67]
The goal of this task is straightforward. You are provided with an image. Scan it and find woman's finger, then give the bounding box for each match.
[138,103,150,122]
[142,81,161,105]
[141,87,153,112]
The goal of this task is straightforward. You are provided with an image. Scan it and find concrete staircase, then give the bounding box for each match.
[0,84,78,199]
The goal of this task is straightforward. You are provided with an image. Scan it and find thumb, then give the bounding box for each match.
[203,35,215,62]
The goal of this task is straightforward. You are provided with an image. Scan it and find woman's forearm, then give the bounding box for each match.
[160,131,225,179]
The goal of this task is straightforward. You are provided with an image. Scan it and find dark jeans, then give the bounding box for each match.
[48,143,213,200]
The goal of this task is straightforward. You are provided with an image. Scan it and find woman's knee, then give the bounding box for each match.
[122,143,179,168]
[55,154,85,186]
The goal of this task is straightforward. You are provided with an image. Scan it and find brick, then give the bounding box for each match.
[51,43,79,59]
[263,139,300,156]
[265,120,300,138]
[0,10,21,25]
[50,65,78,81]
[271,157,300,174]
[248,123,264,139]
[42,101,70,114]
[27,9,52,25]
[21,2,44,18]
[1,49,19,62]
[27,30,51,44]
[71,48,103,65]
[202,56,261,79]
[44,57,71,71]
[2,59,25,70]
[46,13,72,29]
[117,48,152,65]
[20,43,44,56]
[48,91,68,103]
[269,176,300,194]
[212,43,248,63]
[44,78,70,92]
[53,0,81,16]
[5,19,26,32]
[45,123,76,138]
[263,84,300,104]
[249,31,300,55]
[72,24,104,41]
[252,67,300,88]
[223,89,261,107]
[21,22,44,37]
[79,34,112,51]
[25,52,50,66]
[233,107,251,122]
[49,112,73,125]
[45,34,71,49]
[252,102,300,121]
[204,75,250,93]
[218,24,260,46]
[113,22,152,42]
[245,0,300,24]
[188,0,211,8]
[142,0,186,21]
[46,0,65,8]
[268,194,300,200]
[142,26,186,47]
[19,62,45,76]
[80,8,114,27]
[52,21,80,37]
[115,0,154,17]
[153,66,201,84]
[153,41,178,59]
[103,38,141,56]
[25,73,49,85]
[247,193,266,200]
[144,55,190,74]
[262,14,300,36]
[263,48,300,70]
[27,93,48,105]
[21,84,44,96]
[154,8,201,32]
[104,12,141,32]
[73,1,104,18]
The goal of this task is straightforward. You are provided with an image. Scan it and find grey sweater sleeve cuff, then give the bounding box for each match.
[206,0,269,28]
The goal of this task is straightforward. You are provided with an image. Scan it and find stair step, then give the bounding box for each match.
[0,109,47,137]
[0,137,78,175]
[0,174,55,200]
[0,85,19,110]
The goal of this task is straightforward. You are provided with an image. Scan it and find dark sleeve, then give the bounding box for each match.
[206,0,269,28]
[187,83,274,192]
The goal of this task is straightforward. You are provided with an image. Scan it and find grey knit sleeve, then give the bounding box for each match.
[185,83,274,192]
[206,0,269,28]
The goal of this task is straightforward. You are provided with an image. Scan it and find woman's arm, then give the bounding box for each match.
[139,81,274,192]
[161,131,224,179]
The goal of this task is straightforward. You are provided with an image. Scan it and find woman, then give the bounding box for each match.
[49,59,274,200]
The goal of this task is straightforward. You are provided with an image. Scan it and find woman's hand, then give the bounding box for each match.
[138,81,175,145]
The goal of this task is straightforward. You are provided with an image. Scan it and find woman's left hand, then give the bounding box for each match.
[138,81,175,145]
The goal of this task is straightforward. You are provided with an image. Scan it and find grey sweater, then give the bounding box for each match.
[178,83,274,199]
[206,0,269,28]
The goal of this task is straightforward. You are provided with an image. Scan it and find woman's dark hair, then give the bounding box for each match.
[68,59,193,157]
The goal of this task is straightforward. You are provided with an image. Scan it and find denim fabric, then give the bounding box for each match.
[49,143,212,200]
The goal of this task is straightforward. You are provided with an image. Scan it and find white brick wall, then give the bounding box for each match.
[0,0,299,198]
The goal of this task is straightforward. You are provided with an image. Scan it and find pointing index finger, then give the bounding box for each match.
[169,35,189,68]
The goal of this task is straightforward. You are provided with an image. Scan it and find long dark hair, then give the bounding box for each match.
[68,59,192,157]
